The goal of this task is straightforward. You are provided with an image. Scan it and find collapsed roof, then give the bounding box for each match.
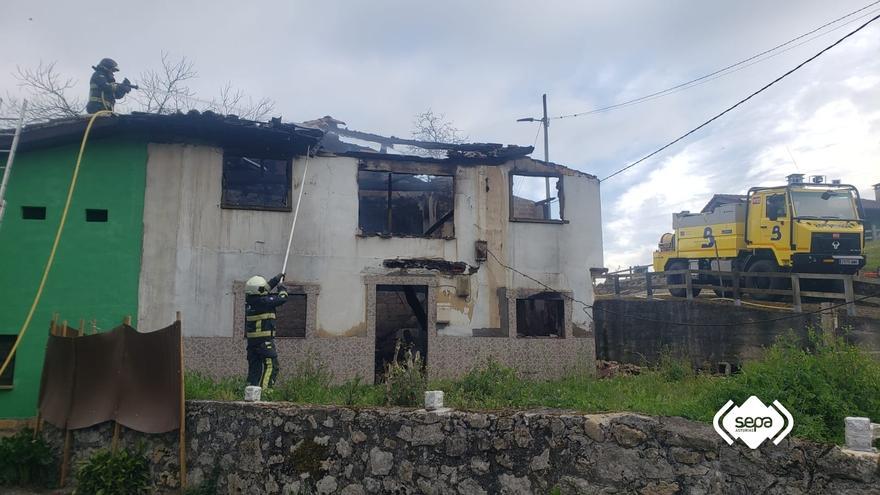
[0,111,322,156]
[301,115,535,165]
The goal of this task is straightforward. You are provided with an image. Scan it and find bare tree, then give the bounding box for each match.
[208,82,276,121]
[2,62,84,122]
[410,109,468,158]
[131,52,197,114]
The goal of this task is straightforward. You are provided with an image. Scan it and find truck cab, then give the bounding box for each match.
[745,184,865,274]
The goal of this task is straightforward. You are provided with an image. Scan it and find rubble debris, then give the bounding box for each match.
[596,360,643,379]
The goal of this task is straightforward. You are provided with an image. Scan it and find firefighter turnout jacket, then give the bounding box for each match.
[245,274,288,347]
[87,69,130,113]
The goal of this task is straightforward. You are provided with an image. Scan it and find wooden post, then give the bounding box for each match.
[645,272,654,300]
[49,314,58,336]
[59,429,72,487]
[791,274,802,313]
[685,269,694,300]
[177,311,187,489]
[820,302,835,344]
[111,422,121,453]
[844,276,856,317]
[732,271,741,307]
[58,320,73,487]
[613,275,621,298]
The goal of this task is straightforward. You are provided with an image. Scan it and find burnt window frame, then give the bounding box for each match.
[514,293,566,338]
[508,172,566,224]
[221,152,293,212]
[274,292,308,339]
[0,335,16,389]
[357,163,455,239]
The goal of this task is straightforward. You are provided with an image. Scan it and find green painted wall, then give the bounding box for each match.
[0,137,147,418]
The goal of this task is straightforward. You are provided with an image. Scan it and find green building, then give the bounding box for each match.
[0,114,318,418]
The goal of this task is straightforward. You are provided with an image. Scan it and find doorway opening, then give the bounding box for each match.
[374,284,428,381]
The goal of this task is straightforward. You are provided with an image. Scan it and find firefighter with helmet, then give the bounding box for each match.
[87,58,134,113]
[244,273,288,390]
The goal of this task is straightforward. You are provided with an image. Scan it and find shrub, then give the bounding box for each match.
[656,349,694,382]
[274,353,335,403]
[701,332,880,444]
[185,371,243,401]
[74,447,150,495]
[383,345,427,406]
[0,429,54,488]
[444,358,524,409]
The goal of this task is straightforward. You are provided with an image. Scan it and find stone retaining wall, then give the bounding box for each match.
[43,401,880,494]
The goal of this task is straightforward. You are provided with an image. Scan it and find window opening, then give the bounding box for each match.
[0,335,15,388]
[358,171,454,238]
[515,292,564,338]
[222,155,292,211]
[274,294,307,338]
[85,209,108,222]
[21,206,46,220]
[510,174,562,221]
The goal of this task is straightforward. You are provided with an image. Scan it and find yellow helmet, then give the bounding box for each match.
[245,276,269,295]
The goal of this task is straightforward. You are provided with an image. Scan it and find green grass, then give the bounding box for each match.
[864,239,880,269]
[185,336,880,445]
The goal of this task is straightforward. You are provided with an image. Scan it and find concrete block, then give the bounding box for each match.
[844,417,876,452]
[244,386,262,402]
[425,390,444,411]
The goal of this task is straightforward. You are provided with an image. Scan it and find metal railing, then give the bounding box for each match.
[595,269,880,316]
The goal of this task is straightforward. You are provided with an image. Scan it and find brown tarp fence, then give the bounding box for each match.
[38,322,181,434]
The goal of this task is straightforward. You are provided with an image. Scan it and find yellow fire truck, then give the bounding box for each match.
[653,175,866,299]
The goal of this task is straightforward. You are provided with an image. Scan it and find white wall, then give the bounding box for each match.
[138,143,602,338]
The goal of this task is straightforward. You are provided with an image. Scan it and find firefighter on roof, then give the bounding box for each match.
[244,273,288,390]
[87,58,136,113]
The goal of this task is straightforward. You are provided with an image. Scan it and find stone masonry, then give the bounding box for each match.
[43,401,880,494]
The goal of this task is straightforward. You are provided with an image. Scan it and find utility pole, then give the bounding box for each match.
[517,94,552,216]
[541,93,550,201]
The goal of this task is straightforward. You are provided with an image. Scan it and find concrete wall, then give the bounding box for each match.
[43,401,880,494]
[594,298,880,369]
[139,145,601,381]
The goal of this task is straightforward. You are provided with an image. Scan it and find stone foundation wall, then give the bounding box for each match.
[43,401,880,494]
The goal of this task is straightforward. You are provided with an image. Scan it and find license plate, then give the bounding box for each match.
[839,258,860,265]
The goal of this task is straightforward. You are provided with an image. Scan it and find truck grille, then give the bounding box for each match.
[810,233,860,255]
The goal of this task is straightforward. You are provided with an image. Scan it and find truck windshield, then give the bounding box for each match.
[790,189,857,219]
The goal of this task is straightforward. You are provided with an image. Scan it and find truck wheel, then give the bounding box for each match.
[747,259,782,301]
[667,261,701,298]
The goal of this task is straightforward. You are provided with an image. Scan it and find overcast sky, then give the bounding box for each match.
[2,0,879,269]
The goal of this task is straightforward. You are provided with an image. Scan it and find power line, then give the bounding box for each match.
[600,12,880,182]
[486,248,876,327]
[553,1,880,120]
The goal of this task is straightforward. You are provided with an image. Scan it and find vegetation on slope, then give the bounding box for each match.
[186,334,880,444]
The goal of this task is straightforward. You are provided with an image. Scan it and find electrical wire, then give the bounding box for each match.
[553,1,880,120]
[486,248,876,327]
[0,110,113,378]
[600,12,880,182]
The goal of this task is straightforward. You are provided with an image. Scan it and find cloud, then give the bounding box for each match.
[1,0,878,270]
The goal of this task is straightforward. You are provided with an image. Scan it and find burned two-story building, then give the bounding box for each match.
[1,112,602,416]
